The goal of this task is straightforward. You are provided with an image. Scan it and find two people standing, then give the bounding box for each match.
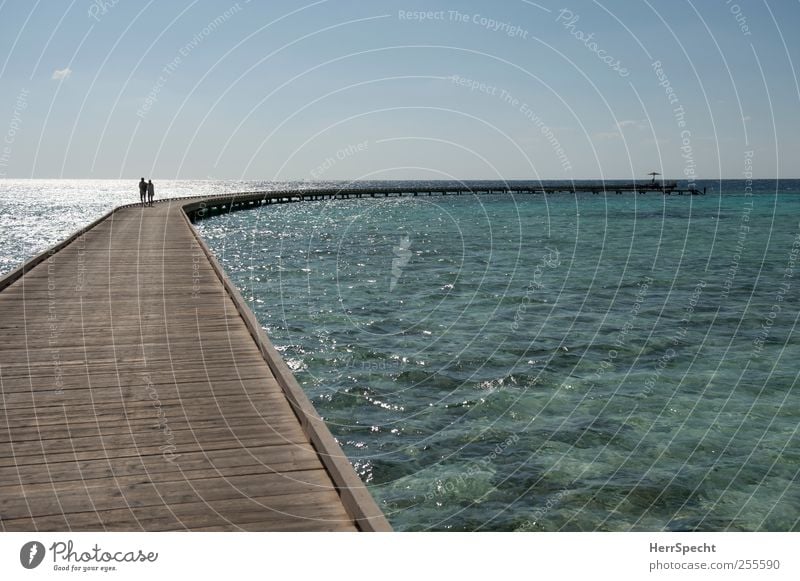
[138,177,155,206]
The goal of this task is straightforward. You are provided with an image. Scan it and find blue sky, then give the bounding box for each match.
[0,0,797,180]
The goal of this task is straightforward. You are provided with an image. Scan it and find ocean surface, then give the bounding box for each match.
[2,179,799,531]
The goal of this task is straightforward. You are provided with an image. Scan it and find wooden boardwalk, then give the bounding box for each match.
[0,197,390,531]
[180,182,704,222]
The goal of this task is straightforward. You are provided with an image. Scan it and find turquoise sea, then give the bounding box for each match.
[2,179,799,531]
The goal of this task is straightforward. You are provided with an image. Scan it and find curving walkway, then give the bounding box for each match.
[0,196,390,531]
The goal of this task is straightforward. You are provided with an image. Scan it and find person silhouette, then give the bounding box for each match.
[147,180,155,206]
[139,178,147,206]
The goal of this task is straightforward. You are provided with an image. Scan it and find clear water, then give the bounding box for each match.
[2,179,798,531]
[196,180,800,531]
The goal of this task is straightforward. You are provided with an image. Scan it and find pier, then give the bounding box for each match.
[0,196,390,532]
[183,181,704,221]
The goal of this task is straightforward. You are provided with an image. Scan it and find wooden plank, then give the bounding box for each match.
[0,470,339,520]
[1,490,357,531]
[0,365,273,395]
[0,436,313,469]
[0,413,307,444]
[0,444,321,486]
[0,390,299,427]
[2,358,271,378]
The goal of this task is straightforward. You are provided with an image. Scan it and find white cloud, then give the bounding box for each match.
[594,120,651,141]
[641,137,670,146]
[52,67,72,81]
[616,119,647,130]
[593,131,622,140]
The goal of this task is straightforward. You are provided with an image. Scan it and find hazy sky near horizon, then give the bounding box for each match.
[0,0,798,180]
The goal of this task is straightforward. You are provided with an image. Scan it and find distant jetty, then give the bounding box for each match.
[184,182,704,222]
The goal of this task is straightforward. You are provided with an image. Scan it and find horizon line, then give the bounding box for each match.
[0,177,794,182]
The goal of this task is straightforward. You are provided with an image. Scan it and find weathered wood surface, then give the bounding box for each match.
[0,197,390,531]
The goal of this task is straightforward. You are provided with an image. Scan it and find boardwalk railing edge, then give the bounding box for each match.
[177,198,393,532]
